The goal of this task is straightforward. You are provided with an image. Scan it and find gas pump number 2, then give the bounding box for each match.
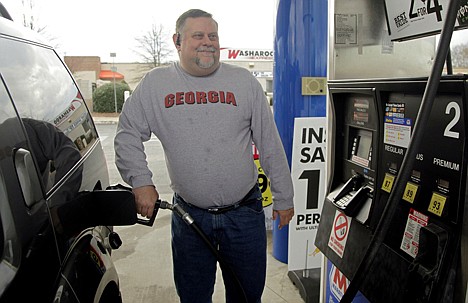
[444,102,460,139]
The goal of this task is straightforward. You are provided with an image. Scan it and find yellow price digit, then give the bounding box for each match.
[428,192,447,217]
[254,159,272,207]
[403,182,418,204]
[381,173,395,193]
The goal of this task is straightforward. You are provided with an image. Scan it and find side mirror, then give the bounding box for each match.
[52,188,137,236]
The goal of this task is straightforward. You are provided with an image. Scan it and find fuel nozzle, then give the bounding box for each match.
[156,199,194,225]
[137,199,195,227]
[157,200,173,210]
[351,173,364,191]
[136,199,166,226]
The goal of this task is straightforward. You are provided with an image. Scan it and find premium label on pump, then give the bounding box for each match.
[428,192,448,216]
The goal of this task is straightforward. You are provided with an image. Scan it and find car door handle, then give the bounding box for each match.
[14,148,43,207]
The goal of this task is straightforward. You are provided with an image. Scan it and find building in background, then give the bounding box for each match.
[65,48,274,112]
[220,48,274,104]
[64,56,152,112]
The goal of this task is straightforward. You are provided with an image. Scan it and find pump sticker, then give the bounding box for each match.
[384,121,411,148]
[326,260,371,303]
[428,192,447,217]
[403,182,419,203]
[328,210,350,258]
[384,103,412,148]
[381,173,395,193]
[400,208,428,258]
[329,262,349,300]
[335,14,357,45]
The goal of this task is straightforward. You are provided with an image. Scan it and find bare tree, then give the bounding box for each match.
[20,0,59,48]
[451,43,468,68]
[134,23,174,67]
[21,0,44,32]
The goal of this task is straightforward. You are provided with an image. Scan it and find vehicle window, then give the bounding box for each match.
[0,38,97,194]
[0,77,23,274]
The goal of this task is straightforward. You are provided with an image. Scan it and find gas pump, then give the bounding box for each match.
[315,76,468,302]
[312,0,468,301]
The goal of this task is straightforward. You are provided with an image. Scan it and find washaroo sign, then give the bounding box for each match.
[220,48,274,61]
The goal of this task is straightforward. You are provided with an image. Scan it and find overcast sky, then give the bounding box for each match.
[2,0,277,62]
[2,0,467,63]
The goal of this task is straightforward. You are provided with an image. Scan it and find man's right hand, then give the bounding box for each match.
[132,185,159,218]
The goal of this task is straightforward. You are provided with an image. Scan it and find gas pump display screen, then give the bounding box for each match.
[350,128,372,167]
[353,98,369,124]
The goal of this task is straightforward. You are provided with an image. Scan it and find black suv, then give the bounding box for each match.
[0,3,135,302]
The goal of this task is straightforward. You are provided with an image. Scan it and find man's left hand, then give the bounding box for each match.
[273,208,294,229]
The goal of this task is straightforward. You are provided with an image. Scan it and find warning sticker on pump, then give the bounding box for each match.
[400,208,428,258]
[328,210,350,258]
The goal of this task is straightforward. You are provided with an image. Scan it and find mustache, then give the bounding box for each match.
[196,46,217,52]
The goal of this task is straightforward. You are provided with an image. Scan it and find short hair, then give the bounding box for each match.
[175,9,218,34]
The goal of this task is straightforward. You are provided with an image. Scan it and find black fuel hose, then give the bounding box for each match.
[159,201,249,303]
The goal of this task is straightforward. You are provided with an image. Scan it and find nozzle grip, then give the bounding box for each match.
[137,200,161,226]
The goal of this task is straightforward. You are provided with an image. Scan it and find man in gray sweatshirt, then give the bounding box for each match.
[114,9,294,303]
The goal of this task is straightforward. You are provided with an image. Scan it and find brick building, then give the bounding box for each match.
[65,49,274,112]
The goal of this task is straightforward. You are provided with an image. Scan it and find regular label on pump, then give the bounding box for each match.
[400,208,428,258]
[381,173,395,193]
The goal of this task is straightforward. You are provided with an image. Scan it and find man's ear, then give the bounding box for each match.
[173,33,181,48]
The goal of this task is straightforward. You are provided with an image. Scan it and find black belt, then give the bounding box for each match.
[177,184,259,215]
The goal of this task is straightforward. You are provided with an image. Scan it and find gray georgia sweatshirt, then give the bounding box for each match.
[114,62,293,210]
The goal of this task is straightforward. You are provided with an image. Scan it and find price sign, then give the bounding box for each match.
[428,192,447,216]
[381,173,395,193]
[289,117,327,271]
[254,159,272,207]
[384,0,468,41]
[403,182,419,203]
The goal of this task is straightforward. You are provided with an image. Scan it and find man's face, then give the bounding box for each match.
[176,17,220,76]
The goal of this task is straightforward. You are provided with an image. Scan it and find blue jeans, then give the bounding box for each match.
[171,186,266,303]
